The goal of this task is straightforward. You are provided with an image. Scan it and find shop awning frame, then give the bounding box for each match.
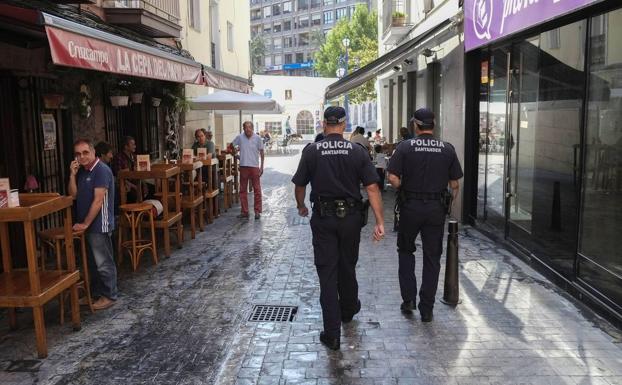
[42,12,250,91]
[324,18,451,101]
[42,12,201,69]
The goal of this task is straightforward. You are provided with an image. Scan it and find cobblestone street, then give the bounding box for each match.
[1,144,621,385]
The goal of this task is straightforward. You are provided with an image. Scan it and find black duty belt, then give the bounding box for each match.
[403,191,443,200]
[314,197,362,218]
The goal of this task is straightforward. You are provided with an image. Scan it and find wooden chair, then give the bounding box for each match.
[180,160,204,239]
[38,227,94,320]
[218,154,234,211]
[202,157,220,224]
[118,203,157,271]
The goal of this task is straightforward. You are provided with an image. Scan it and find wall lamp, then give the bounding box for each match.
[403,58,413,65]
[421,48,436,58]
[392,65,401,71]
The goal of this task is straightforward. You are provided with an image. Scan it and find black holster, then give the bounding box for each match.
[441,189,453,216]
[361,199,370,227]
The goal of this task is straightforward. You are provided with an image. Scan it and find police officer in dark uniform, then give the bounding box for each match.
[387,108,463,322]
[292,106,385,350]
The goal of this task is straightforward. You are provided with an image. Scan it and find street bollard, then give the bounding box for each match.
[441,220,461,306]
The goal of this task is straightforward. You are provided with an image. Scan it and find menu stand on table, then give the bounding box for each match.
[119,164,183,258]
[0,193,81,358]
[202,158,220,223]
[180,160,204,239]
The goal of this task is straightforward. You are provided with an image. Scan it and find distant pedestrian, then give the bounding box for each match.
[351,126,371,152]
[233,121,265,220]
[292,106,385,351]
[68,139,117,311]
[387,108,463,322]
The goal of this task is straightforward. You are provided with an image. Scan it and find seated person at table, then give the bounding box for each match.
[192,128,216,158]
[112,135,140,203]
[95,141,114,166]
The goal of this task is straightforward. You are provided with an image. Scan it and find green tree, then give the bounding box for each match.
[250,34,266,74]
[314,5,378,104]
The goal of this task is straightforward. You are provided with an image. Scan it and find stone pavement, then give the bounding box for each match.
[1,144,621,385]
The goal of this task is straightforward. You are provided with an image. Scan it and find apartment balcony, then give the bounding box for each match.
[102,0,181,38]
[382,0,412,45]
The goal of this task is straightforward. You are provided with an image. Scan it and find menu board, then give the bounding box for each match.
[0,178,10,208]
[182,148,193,164]
[197,147,207,161]
[136,155,151,171]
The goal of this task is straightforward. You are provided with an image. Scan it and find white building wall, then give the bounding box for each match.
[252,75,337,139]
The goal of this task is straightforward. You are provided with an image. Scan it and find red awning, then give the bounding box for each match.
[43,13,203,85]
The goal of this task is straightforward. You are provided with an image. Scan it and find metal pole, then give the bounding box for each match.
[344,43,350,132]
[239,110,242,134]
[441,220,461,306]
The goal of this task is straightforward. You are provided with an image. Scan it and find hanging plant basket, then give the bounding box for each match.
[43,94,64,109]
[110,95,129,107]
[130,92,143,104]
[151,97,161,107]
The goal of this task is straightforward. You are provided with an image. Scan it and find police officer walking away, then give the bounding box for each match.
[387,108,463,322]
[292,106,385,350]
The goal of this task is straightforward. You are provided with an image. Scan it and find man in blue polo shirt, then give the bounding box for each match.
[68,139,117,310]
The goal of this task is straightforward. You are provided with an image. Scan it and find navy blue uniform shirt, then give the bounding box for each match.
[292,133,378,202]
[387,134,463,193]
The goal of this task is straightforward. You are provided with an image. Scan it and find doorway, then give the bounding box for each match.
[478,20,587,279]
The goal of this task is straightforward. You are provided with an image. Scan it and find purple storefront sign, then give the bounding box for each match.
[464,0,600,52]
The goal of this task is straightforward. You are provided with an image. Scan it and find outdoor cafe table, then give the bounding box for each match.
[118,164,183,257]
[0,193,80,358]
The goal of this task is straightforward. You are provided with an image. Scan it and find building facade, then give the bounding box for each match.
[252,74,336,139]
[326,0,622,324]
[463,0,622,324]
[0,0,249,266]
[181,0,252,150]
[250,0,372,76]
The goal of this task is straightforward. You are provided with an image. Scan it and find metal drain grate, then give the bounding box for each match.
[249,305,297,322]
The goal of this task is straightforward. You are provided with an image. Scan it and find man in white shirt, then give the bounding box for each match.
[232,121,265,219]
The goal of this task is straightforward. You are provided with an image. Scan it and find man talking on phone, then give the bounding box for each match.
[68,139,118,310]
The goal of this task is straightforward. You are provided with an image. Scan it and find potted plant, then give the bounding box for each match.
[392,11,407,26]
[109,88,129,107]
[129,77,148,104]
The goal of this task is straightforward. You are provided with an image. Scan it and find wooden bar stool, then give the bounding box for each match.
[118,203,158,271]
[38,227,94,320]
[180,161,204,239]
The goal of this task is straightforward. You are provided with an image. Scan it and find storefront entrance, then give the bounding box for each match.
[474,7,622,317]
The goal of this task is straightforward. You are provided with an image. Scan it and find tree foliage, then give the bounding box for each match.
[314,5,378,104]
[250,34,266,74]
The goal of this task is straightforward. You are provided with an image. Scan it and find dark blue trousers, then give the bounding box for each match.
[397,199,445,311]
[310,212,362,338]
